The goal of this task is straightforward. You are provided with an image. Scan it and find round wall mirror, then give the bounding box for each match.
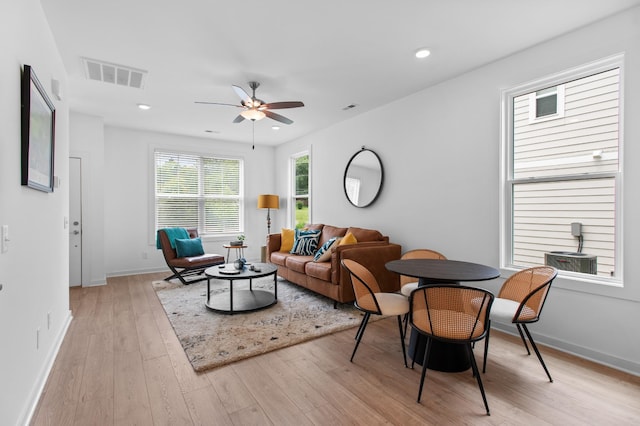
[343,147,384,208]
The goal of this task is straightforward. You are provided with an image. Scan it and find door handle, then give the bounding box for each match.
[73,230,80,235]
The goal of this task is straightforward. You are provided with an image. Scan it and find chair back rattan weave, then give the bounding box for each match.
[498,266,557,323]
[342,259,383,314]
[399,249,447,286]
[410,285,493,343]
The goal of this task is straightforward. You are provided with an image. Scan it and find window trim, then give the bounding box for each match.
[151,148,245,240]
[290,149,311,229]
[500,54,624,288]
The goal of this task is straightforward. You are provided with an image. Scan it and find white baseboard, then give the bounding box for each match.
[21,310,73,426]
[492,323,640,377]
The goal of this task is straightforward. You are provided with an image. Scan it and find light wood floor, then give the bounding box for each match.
[31,272,640,425]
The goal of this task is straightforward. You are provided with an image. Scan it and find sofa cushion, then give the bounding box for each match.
[285,255,314,273]
[290,229,321,255]
[346,227,384,242]
[318,225,348,246]
[280,228,295,252]
[339,232,358,246]
[314,237,338,262]
[270,250,292,267]
[174,237,205,257]
[305,261,332,281]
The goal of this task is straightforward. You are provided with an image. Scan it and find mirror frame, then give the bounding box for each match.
[343,147,384,208]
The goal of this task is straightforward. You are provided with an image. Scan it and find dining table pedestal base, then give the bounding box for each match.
[409,333,471,372]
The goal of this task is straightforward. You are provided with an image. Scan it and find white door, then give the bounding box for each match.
[69,157,82,287]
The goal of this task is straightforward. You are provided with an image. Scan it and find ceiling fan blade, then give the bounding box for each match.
[232,85,251,103]
[262,101,305,110]
[232,114,245,123]
[195,101,243,108]
[264,110,293,125]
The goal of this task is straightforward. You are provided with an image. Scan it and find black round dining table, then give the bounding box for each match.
[386,258,500,372]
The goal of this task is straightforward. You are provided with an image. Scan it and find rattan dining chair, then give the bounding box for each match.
[341,259,409,367]
[399,249,448,338]
[399,249,448,297]
[409,284,494,415]
[482,266,557,382]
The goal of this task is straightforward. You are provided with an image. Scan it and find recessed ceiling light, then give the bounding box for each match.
[272,125,280,130]
[415,48,431,59]
[137,103,151,110]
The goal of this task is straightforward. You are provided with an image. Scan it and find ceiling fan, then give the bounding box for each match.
[196,81,304,125]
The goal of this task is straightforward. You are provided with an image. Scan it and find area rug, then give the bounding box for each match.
[152,277,370,372]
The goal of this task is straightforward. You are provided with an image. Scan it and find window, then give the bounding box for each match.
[291,152,310,229]
[528,85,565,122]
[502,56,622,283]
[154,151,243,235]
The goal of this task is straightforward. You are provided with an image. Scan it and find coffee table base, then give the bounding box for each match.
[205,289,276,314]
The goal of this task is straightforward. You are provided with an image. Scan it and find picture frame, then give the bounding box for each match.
[21,64,56,193]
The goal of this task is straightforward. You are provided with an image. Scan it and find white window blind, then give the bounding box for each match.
[155,151,243,234]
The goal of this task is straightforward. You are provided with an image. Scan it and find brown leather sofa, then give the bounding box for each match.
[266,224,402,305]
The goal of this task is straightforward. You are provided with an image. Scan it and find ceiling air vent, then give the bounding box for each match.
[81,57,147,89]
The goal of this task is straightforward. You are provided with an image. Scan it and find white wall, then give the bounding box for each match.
[101,126,276,276]
[0,1,71,424]
[275,7,640,374]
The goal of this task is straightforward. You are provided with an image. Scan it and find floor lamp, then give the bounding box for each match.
[257,194,280,235]
[258,194,279,262]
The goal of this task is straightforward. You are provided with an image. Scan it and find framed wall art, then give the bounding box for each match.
[21,64,56,192]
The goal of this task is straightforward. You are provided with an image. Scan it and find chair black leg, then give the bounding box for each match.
[482,322,491,373]
[417,337,432,403]
[351,313,370,362]
[403,313,409,340]
[396,315,408,368]
[468,343,490,415]
[522,324,553,382]
[516,323,531,355]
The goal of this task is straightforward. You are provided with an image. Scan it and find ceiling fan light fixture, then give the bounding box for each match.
[415,48,431,59]
[240,109,266,121]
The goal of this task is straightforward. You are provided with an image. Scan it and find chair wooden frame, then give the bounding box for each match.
[482,266,557,382]
[409,284,494,415]
[341,259,408,368]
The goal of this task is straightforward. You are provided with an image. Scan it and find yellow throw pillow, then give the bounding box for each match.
[280,228,295,252]
[339,232,357,246]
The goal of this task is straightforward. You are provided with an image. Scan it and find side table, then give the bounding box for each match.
[223,244,247,263]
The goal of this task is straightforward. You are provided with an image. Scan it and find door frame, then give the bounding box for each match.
[69,152,91,287]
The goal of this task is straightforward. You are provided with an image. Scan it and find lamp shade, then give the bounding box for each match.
[257,194,279,209]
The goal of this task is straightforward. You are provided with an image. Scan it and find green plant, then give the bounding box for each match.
[237,234,245,241]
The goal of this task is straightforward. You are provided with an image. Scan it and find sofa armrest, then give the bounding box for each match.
[266,233,282,260]
[332,243,402,292]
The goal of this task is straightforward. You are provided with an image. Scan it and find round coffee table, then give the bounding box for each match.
[204,263,277,314]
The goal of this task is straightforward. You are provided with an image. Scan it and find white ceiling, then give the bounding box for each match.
[41,0,640,147]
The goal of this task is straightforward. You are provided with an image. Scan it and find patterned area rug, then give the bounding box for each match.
[152,277,368,372]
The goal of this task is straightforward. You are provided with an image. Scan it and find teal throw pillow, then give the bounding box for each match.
[314,237,338,262]
[290,229,321,256]
[175,237,205,257]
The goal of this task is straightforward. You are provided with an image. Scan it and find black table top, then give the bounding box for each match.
[385,259,500,283]
[205,263,277,280]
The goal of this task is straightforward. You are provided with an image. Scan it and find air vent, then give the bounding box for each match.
[81,57,147,89]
